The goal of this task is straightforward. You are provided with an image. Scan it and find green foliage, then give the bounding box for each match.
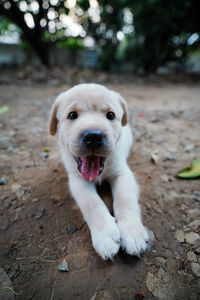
[0,16,11,33]
[77,0,90,11]
[58,38,86,50]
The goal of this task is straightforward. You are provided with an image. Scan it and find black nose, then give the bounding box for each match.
[81,129,105,149]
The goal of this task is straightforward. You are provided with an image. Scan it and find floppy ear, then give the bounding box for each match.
[49,98,60,136]
[119,96,128,126]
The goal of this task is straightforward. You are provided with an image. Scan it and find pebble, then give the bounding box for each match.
[188,220,200,231]
[191,263,200,277]
[187,208,200,222]
[187,251,197,262]
[175,229,185,243]
[146,272,156,292]
[184,144,195,152]
[161,174,169,182]
[0,177,7,185]
[40,152,48,159]
[151,149,159,164]
[67,223,77,234]
[185,232,200,245]
[193,239,200,249]
[93,290,114,300]
[165,152,176,161]
[35,208,45,220]
[182,225,189,232]
[195,247,200,254]
[169,191,180,199]
[58,259,69,272]
[155,257,166,267]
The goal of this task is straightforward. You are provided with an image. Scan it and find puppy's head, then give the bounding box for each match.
[49,83,128,181]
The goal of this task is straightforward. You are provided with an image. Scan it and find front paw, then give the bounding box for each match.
[91,217,121,260]
[118,218,149,256]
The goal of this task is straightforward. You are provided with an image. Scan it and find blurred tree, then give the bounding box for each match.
[90,0,200,72]
[128,0,200,72]
[0,0,88,65]
[87,0,132,70]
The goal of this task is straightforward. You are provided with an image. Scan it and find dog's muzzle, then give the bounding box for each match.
[74,129,107,181]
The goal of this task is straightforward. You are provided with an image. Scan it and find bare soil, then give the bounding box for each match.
[0,74,200,300]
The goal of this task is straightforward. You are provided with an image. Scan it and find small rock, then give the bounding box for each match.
[0,177,7,185]
[94,290,113,300]
[66,223,77,234]
[15,188,25,199]
[148,230,156,245]
[146,272,157,292]
[152,136,164,144]
[7,146,14,152]
[185,232,200,245]
[187,251,197,262]
[187,208,200,221]
[161,174,169,182]
[151,149,159,164]
[184,144,195,152]
[8,131,16,137]
[195,247,200,254]
[165,152,176,161]
[174,251,181,260]
[175,229,185,243]
[155,257,166,267]
[35,208,45,220]
[40,152,48,159]
[169,191,180,199]
[58,259,69,272]
[191,263,200,277]
[188,220,200,231]
[182,225,189,232]
[193,239,200,249]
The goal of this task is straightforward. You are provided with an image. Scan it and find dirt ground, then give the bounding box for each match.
[0,72,200,300]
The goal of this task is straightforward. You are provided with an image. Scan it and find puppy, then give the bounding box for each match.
[49,83,149,260]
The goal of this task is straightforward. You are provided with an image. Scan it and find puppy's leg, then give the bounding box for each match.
[111,167,149,256]
[68,175,121,260]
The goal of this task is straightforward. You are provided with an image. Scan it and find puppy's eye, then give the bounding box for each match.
[106,111,115,121]
[67,111,78,120]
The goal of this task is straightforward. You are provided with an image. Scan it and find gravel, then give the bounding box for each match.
[191,263,200,277]
[0,177,7,185]
[175,230,185,243]
[58,259,69,272]
[66,223,77,234]
[185,232,200,245]
[187,251,197,262]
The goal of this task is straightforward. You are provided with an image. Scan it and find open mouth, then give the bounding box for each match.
[75,155,106,181]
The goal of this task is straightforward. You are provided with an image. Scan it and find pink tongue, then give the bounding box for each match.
[81,155,100,181]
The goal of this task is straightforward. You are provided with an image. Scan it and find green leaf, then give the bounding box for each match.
[177,158,200,178]
[0,105,9,115]
[44,147,50,152]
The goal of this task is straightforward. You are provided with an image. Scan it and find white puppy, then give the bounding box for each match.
[49,83,149,260]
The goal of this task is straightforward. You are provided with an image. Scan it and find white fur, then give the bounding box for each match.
[50,83,149,260]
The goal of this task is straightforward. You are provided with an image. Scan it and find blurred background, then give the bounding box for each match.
[0,0,200,76]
